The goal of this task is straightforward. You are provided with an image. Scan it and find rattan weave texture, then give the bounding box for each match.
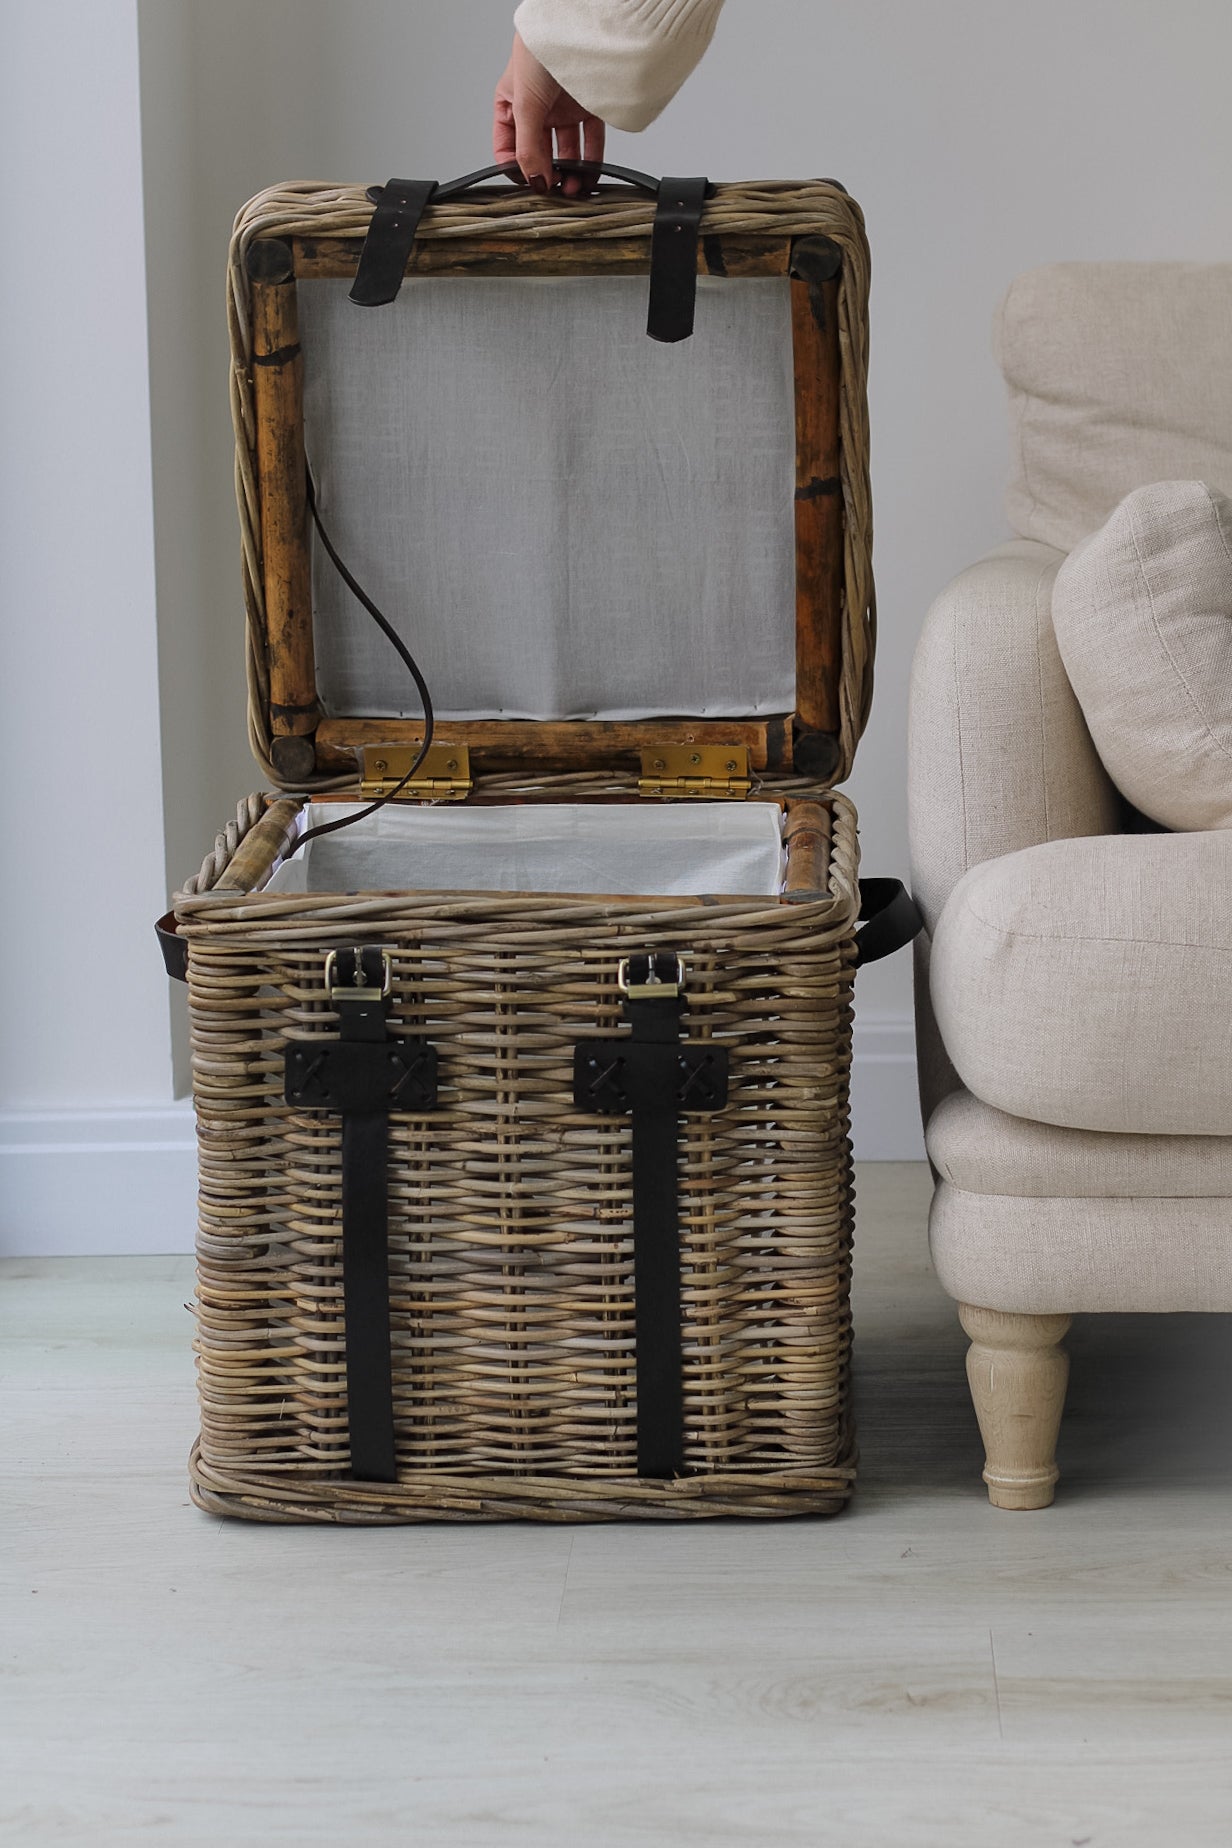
[178,793,860,1521]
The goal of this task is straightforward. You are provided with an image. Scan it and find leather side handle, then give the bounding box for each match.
[364,160,662,207]
[853,880,923,968]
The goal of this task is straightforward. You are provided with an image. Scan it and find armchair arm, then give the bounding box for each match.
[909,540,1121,1121]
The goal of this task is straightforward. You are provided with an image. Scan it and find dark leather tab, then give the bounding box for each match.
[573,1041,728,1115]
[285,1040,438,1114]
[350,178,438,307]
[156,912,187,984]
[647,176,710,343]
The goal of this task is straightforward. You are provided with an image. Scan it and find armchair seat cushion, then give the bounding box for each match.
[927,1089,1232,1199]
[931,831,1232,1135]
[930,1185,1232,1315]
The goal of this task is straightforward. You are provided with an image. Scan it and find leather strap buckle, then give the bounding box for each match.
[325,947,393,1001]
[617,952,685,1000]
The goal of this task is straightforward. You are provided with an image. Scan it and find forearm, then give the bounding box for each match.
[513,0,723,131]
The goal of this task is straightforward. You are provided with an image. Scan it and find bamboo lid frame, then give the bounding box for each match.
[228,180,874,792]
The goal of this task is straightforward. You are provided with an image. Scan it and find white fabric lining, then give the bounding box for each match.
[298,274,797,723]
[264,801,786,897]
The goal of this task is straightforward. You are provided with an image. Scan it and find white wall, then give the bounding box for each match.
[0,2,191,1252]
[5,1,1232,1250]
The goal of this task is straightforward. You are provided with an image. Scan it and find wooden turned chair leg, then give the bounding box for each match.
[957,1305,1072,1510]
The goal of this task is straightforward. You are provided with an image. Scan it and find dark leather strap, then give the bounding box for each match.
[626,989,688,1477]
[156,911,187,983]
[340,1110,397,1480]
[350,178,438,307]
[283,946,439,1484]
[647,176,710,343]
[573,952,728,1478]
[333,946,397,1481]
[854,879,923,967]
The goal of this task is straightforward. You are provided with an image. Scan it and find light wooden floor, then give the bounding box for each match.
[3,1164,1231,1847]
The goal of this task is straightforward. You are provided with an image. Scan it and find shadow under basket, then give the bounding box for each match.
[174,791,866,1522]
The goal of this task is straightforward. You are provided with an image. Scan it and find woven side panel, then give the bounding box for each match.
[182,795,860,1520]
[227,180,874,787]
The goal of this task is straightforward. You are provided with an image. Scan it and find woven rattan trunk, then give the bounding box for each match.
[165,167,895,1522]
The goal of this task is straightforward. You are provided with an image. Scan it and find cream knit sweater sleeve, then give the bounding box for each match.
[512,0,724,133]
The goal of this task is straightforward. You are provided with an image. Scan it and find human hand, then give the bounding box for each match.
[493,30,605,196]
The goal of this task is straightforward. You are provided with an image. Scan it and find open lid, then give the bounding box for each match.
[228,170,874,795]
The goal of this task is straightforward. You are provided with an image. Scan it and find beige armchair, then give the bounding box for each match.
[909,262,1232,1508]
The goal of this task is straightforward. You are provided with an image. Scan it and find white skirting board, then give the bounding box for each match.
[849,1014,926,1163]
[0,1107,199,1259]
[0,1018,921,1256]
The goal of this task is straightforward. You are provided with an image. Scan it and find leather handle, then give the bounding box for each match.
[355,162,708,332]
[364,160,662,207]
[156,911,187,983]
[853,879,923,968]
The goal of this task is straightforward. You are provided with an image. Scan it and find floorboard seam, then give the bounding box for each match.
[554,1536,575,1629]
[989,1626,1004,1741]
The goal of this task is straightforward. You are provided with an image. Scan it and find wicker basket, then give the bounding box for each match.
[161,168,894,1521]
[177,791,860,1521]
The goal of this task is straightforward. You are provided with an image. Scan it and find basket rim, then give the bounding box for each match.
[174,788,861,936]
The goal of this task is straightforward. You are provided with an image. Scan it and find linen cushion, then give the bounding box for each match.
[930,830,1232,1135]
[930,1186,1232,1316]
[1051,480,1232,830]
[995,263,1232,553]
[927,1088,1232,1200]
[909,540,1119,940]
[908,540,1120,1122]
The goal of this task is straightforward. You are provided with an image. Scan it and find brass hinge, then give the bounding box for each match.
[638,744,751,800]
[360,741,472,801]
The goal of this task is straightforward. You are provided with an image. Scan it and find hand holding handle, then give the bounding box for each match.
[354,163,712,342]
[364,160,661,209]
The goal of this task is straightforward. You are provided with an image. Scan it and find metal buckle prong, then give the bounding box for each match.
[617,953,685,1000]
[324,949,393,1001]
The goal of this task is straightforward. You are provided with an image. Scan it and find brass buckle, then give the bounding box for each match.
[617,953,685,1001]
[324,948,393,1001]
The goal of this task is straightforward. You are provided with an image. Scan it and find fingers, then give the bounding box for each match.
[512,32,557,192]
[493,48,517,166]
[515,103,555,193]
[555,122,582,195]
[496,32,609,199]
[493,95,516,168]
[581,114,606,190]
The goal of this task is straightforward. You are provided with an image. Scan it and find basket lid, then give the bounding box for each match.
[230,175,873,795]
